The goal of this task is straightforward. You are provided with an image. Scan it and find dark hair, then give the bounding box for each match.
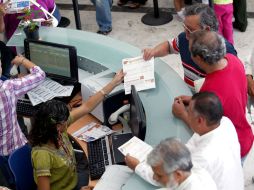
[29,100,69,148]
[184,3,218,31]
[192,92,223,126]
[190,30,226,65]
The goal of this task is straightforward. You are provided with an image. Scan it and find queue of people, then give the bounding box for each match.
[0,1,253,190]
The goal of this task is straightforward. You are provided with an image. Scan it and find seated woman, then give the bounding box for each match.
[29,71,124,190]
[0,0,61,40]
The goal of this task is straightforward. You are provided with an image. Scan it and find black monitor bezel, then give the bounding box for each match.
[24,39,79,81]
[129,85,146,141]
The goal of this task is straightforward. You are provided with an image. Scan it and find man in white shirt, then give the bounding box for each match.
[145,137,217,190]
[126,92,244,190]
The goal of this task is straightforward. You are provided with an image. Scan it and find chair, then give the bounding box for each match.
[8,145,37,190]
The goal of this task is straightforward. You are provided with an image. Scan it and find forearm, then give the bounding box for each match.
[0,16,5,32]
[70,81,117,122]
[153,41,171,58]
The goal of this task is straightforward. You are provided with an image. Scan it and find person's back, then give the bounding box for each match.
[186,116,243,190]
[200,53,253,157]
[0,56,45,156]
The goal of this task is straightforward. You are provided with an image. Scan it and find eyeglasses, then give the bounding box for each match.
[182,23,199,34]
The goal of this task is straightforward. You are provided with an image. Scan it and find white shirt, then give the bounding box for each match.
[136,165,217,190]
[135,117,244,190]
[186,116,244,190]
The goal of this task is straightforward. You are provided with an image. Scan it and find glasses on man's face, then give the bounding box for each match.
[182,23,199,34]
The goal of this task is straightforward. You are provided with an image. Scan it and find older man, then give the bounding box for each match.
[174,30,253,159]
[126,92,243,190]
[142,4,236,92]
[129,137,217,190]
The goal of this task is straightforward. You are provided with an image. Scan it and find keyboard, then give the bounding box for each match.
[16,98,40,116]
[87,136,112,180]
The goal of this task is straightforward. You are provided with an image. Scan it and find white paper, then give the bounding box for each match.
[3,0,30,14]
[122,56,155,94]
[27,78,74,106]
[94,165,133,190]
[72,122,114,142]
[118,136,153,162]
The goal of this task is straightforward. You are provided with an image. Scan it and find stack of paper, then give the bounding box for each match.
[27,78,74,106]
[122,56,156,95]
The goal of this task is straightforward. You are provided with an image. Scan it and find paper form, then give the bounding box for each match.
[122,56,155,94]
[118,136,153,162]
[27,78,73,106]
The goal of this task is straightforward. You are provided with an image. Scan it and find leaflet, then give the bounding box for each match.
[2,0,30,14]
[27,78,74,106]
[122,56,155,94]
[118,136,153,162]
[72,122,114,142]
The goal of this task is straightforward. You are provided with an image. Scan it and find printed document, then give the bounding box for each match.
[122,56,155,94]
[3,0,30,14]
[118,136,153,162]
[72,122,114,142]
[27,78,73,106]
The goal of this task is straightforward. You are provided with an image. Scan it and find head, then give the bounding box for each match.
[189,30,226,68]
[147,138,193,189]
[187,92,223,135]
[183,4,218,40]
[29,99,70,148]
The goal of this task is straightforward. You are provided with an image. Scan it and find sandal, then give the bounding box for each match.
[117,0,128,6]
[97,28,112,35]
[128,2,140,9]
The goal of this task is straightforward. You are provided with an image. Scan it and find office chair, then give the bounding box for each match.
[8,145,37,190]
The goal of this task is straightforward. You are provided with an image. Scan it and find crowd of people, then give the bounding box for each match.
[0,1,253,190]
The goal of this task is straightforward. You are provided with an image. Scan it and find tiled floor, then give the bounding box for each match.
[55,0,254,189]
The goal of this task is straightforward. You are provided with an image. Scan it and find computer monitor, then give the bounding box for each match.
[129,85,146,141]
[24,39,78,82]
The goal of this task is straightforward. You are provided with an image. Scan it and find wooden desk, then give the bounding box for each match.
[67,114,99,187]
[67,113,122,187]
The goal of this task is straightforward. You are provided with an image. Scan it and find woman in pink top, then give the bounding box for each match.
[0,0,60,40]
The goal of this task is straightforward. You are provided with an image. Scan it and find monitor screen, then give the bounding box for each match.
[24,39,78,80]
[129,85,146,140]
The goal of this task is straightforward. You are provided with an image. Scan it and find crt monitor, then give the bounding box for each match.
[129,85,146,141]
[24,39,78,81]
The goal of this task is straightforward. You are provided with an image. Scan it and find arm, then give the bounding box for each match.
[37,176,51,190]
[70,70,124,123]
[0,3,6,32]
[172,98,191,128]
[246,49,254,96]
[125,155,160,186]
[143,41,171,61]
[11,55,46,97]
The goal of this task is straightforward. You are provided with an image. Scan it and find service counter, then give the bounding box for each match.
[8,26,193,189]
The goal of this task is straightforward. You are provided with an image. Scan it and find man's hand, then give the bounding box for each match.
[125,154,140,171]
[175,95,191,106]
[172,98,188,121]
[143,48,155,61]
[247,75,254,97]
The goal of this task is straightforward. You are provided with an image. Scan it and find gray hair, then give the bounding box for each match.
[184,4,218,31]
[190,30,226,65]
[147,138,193,174]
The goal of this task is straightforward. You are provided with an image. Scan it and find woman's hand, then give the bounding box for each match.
[11,55,25,66]
[111,69,125,87]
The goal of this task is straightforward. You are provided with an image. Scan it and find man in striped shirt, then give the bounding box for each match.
[0,55,45,187]
[143,4,236,93]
